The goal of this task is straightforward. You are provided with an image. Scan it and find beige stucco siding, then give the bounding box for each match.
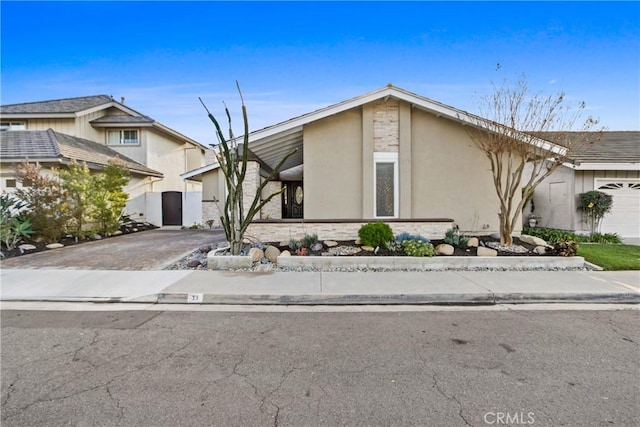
[410,110,505,233]
[304,109,363,219]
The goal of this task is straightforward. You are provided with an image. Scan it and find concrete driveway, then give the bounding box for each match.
[0,229,226,270]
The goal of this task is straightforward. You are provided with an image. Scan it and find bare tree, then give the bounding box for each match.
[200,83,296,255]
[462,75,602,246]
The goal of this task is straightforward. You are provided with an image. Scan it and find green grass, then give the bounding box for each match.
[577,244,640,271]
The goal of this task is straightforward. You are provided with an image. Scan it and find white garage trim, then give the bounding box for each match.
[594,178,640,238]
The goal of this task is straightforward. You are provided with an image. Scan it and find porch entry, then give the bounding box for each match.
[282,182,303,219]
[162,191,183,226]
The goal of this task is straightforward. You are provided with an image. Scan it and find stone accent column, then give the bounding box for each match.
[373,99,399,153]
[242,161,260,217]
[202,201,222,226]
[260,180,282,220]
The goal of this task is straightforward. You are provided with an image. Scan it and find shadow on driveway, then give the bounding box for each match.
[0,229,226,270]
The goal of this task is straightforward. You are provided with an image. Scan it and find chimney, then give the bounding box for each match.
[120,97,125,104]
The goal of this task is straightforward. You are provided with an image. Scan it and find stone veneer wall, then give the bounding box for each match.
[202,201,222,227]
[260,180,282,220]
[245,220,454,243]
[373,99,399,152]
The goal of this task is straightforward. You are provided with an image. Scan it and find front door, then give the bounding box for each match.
[283,182,303,219]
[162,191,182,226]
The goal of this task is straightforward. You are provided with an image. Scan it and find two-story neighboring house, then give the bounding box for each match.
[0,95,206,226]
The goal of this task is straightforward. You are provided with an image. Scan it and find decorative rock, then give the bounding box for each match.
[533,245,547,255]
[355,238,362,245]
[361,246,375,252]
[435,244,454,256]
[279,241,289,248]
[326,246,361,256]
[324,240,338,248]
[264,245,281,263]
[310,242,323,252]
[187,260,202,268]
[477,246,498,257]
[519,234,547,247]
[466,237,479,248]
[198,245,212,253]
[280,250,291,257]
[489,232,501,240]
[112,230,123,236]
[18,244,36,251]
[260,257,270,264]
[46,243,64,249]
[248,247,264,263]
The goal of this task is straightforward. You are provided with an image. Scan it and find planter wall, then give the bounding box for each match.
[276,255,586,271]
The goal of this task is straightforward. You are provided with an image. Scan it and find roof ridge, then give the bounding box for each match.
[1,94,112,108]
[47,128,63,157]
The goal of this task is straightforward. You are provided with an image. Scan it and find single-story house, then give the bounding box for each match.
[1,95,206,226]
[526,131,640,239]
[182,85,565,242]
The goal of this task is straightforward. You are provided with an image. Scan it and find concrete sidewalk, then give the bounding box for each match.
[1,269,638,305]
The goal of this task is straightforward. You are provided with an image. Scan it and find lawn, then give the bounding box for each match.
[577,244,640,271]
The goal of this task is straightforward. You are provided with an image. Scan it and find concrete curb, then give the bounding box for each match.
[155,292,640,306]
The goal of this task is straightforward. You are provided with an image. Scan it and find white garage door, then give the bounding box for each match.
[596,180,640,238]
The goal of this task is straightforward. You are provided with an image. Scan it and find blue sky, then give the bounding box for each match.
[2,1,638,146]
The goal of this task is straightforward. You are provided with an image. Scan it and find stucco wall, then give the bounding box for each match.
[531,166,640,233]
[304,109,364,219]
[410,110,506,234]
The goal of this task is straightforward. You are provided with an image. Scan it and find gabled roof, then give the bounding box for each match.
[0,95,113,114]
[1,95,207,149]
[0,129,163,177]
[186,84,564,179]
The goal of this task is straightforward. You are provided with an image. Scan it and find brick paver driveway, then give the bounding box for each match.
[0,229,226,270]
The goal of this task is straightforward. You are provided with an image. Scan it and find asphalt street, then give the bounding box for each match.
[1,309,638,426]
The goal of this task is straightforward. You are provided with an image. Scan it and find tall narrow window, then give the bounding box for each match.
[374,152,398,218]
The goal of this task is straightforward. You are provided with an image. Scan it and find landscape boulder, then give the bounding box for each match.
[46,243,64,249]
[435,244,454,256]
[466,237,479,248]
[324,240,338,248]
[477,247,498,257]
[248,247,264,263]
[519,234,547,247]
[265,245,281,263]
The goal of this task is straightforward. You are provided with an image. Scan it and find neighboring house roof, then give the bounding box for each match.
[181,144,271,181]
[184,84,564,179]
[0,95,113,114]
[0,129,163,177]
[1,95,206,149]
[540,131,640,171]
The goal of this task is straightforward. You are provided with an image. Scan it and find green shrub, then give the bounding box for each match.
[444,227,469,247]
[89,161,130,234]
[0,193,33,251]
[301,233,319,248]
[588,232,621,244]
[358,222,394,247]
[14,163,72,243]
[523,226,582,243]
[401,239,435,257]
[579,190,613,235]
[58,160,93,237]
[395,232,430,244]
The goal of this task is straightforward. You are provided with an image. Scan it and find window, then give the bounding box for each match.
[374,152,398,218]
[107,129,139,145]
[5,179,16,188]
[0,122,26,131]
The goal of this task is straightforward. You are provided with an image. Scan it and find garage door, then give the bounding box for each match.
[596,180,640,238]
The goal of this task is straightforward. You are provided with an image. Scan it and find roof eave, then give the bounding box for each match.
[564,162,640,171]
